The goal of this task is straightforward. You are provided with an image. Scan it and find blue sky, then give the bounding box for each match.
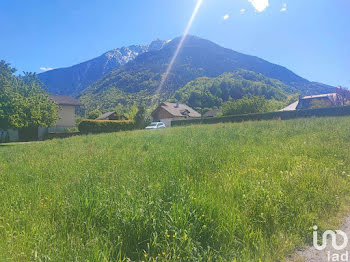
[0,0,349,87]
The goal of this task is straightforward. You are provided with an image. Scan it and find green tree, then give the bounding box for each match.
[335,86,350,105]
[113,104,125,118]
[0,61,58,129]
[222,96,274,116]
[134,106,150,129]
[126,104,139,120]
[0,61,16,127]
[172,70,296,113]
[88,109,102,119]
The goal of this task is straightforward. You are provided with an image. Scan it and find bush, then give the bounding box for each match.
[87,109,102,119]
[78,120,135,134]
[172,105,350,127]
[222,96,270,115]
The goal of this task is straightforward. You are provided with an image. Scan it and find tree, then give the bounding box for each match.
[126,104,139,120]
[336,86,350,105]
[222,96,278,116]
[134,106,151,129]
[172,70,295,114]
[0,60,58,129]
[0,61,16,127]
[113,104,125,118]
[87,109,102,119]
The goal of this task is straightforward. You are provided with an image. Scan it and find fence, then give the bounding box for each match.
[0,129,9,143]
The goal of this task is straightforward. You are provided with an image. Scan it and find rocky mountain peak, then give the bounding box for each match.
[148,39,168,51]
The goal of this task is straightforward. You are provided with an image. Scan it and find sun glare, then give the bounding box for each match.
[154,0,203,103]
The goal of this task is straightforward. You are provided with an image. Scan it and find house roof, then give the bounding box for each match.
[96,111,116,120]
[281,93,341,111]
[157,102,201,118]
[301,93,339,100]
[203,109,220,117]
[50,95,81,106]
[280,101,299,111]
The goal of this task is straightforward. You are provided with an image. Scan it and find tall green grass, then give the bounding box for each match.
[1,117,350,261]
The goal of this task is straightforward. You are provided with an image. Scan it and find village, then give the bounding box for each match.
[1,91,348,143]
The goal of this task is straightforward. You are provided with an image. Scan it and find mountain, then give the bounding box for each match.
[38,39,168,96]
[79,35,335,112]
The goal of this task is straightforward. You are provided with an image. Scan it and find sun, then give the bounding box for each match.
[249,0,269,12]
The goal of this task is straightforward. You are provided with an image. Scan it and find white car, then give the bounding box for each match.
[145,122,166,129]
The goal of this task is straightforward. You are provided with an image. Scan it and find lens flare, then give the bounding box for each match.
[153,0,203,103]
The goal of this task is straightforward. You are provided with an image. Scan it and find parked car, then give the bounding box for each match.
[145,122,166,129]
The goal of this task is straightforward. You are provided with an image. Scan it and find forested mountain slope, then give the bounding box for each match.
[80,36,333,112]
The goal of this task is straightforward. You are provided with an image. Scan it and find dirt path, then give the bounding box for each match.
[290,216,350,262]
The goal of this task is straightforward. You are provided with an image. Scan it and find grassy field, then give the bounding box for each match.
[1,117,350,261]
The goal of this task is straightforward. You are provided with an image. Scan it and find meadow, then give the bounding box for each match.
[1,117,350,261]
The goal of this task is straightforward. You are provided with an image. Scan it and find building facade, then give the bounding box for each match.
[47,95,81,133]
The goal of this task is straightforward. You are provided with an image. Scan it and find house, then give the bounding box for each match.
[96,111,128,120]
[296,93,343,110]
[152,102,201,127]
[1,95,81,142]
[47,95,81,133]
[281,93,343,111]
[203,109,221,118]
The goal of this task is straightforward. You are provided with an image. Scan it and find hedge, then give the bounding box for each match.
[172,106,350,127]
[45,132,80,140]
[78,120,136,134]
